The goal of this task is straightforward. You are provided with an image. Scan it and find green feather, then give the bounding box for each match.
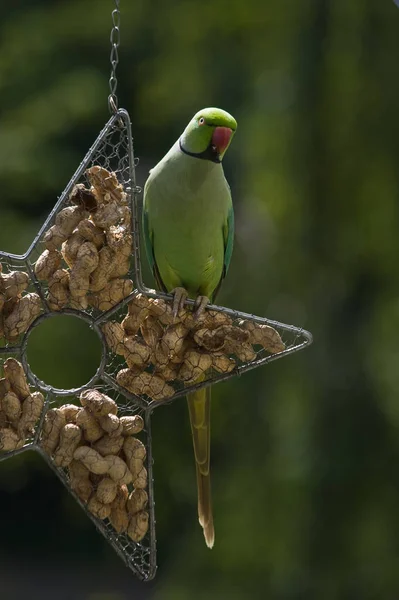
[142,203,154,274]
[224,203,234,275]
[142,107,237,549]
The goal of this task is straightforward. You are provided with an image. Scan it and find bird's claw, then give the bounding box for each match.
[171,287,188,319]
[193,295,210,320]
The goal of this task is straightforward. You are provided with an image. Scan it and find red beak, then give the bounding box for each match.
[212,126,233,154]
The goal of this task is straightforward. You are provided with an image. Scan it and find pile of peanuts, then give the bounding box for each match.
[0,265,42,343]
[103,293,286,402]
[35,166,133,313]
[0,358,44,450]
[41,388,148,542]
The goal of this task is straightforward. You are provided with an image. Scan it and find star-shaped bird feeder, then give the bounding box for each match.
[0,108,312,580]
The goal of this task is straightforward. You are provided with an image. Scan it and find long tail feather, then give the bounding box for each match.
[187,386,214,548]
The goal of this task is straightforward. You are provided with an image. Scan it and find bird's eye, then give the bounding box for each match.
[198,117,205,125]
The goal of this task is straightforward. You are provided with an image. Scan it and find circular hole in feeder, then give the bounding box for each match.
[25,313,104,392]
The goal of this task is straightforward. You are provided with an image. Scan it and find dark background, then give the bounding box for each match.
[1,1,399,598]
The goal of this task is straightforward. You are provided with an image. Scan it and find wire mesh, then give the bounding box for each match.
[98,292,312,409]
[38,388,155,581]
[0,110,156,580]
[0,108,312,581]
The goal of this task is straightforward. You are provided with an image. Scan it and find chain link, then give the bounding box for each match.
[108,0,121,114]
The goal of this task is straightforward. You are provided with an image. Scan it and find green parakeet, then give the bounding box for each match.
[143,107,237,548]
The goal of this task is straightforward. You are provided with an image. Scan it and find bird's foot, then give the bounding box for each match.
[193,295,210,320]
[171,287,188,319]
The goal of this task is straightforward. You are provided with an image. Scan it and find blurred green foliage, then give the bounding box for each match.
[26,315,103,390]
[2,0,399,598]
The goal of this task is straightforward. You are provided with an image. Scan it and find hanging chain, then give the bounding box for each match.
[108,0,121,114]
